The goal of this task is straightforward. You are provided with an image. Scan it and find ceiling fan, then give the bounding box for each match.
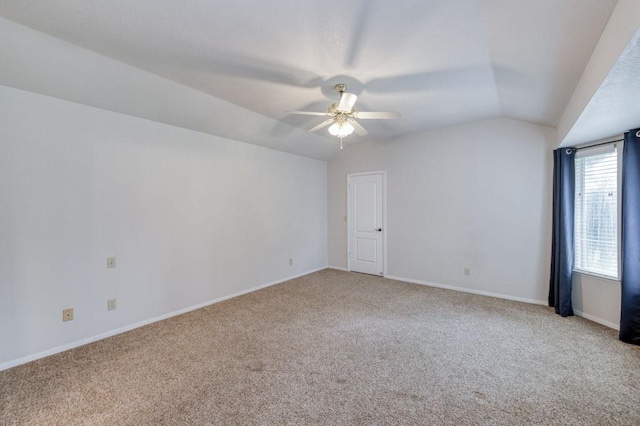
[288,83,400,149]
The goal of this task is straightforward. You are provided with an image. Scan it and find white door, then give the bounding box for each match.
[348,172,384,276]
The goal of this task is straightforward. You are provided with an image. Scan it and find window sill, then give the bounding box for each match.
[573,269,620,283]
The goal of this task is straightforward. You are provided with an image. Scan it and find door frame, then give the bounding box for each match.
[347,170,387,277]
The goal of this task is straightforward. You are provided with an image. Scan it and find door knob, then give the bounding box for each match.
[375,228,382,232]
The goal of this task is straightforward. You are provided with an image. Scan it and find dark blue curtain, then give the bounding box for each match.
[549,148,575,317]
[620,128,640,345]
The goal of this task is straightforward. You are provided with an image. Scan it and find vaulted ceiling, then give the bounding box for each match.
[0,0,625,158]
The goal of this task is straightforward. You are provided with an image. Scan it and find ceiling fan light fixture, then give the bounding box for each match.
[328,121,355,137]
[288,82,399,148]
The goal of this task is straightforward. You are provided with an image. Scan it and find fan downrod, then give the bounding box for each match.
[334,83,348,94]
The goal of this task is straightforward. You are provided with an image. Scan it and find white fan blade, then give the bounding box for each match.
[348,119,368,136]
[308,119,334,133]
[354,111,400,119]
[337,93,358,112]
[287,111,330,116]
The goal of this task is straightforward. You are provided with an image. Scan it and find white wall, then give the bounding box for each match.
[572,273,621,329]
[0,85,327,368]
[328,118,555,303]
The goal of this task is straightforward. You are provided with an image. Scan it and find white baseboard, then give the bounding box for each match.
[386,275,621,330]
[384,274,548,306]
[573,309,620,330]
[6,268,617,371]
[0,267,325,372]
[327,265,349,272]
[325,270,623,332]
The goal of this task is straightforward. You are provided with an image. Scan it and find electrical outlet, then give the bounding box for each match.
[289,258,294,266]
[63,308,74,322]
[464,268,471,276]
[107,299,117,311]
[107,256,116,268]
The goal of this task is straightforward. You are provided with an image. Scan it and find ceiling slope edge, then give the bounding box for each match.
[331,112,559,158]
[557,0,640,148]
[0,17,335,161]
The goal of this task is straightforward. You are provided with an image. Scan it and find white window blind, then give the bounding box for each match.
[574,147,618,278]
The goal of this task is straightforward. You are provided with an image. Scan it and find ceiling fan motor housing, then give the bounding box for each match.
[334,83,348,93]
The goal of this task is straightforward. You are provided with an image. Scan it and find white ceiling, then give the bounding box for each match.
[562,28,640,146]
[0,0,619,154]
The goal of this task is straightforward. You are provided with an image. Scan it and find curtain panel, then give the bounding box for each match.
[549,148,575,317]
[620,128,640,345]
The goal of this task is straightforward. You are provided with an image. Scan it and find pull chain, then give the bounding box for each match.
[340,137,344,150]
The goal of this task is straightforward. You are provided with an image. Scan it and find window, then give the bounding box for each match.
[574,145,619,279]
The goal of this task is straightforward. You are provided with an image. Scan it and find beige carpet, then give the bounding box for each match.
[2,269,640,425]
